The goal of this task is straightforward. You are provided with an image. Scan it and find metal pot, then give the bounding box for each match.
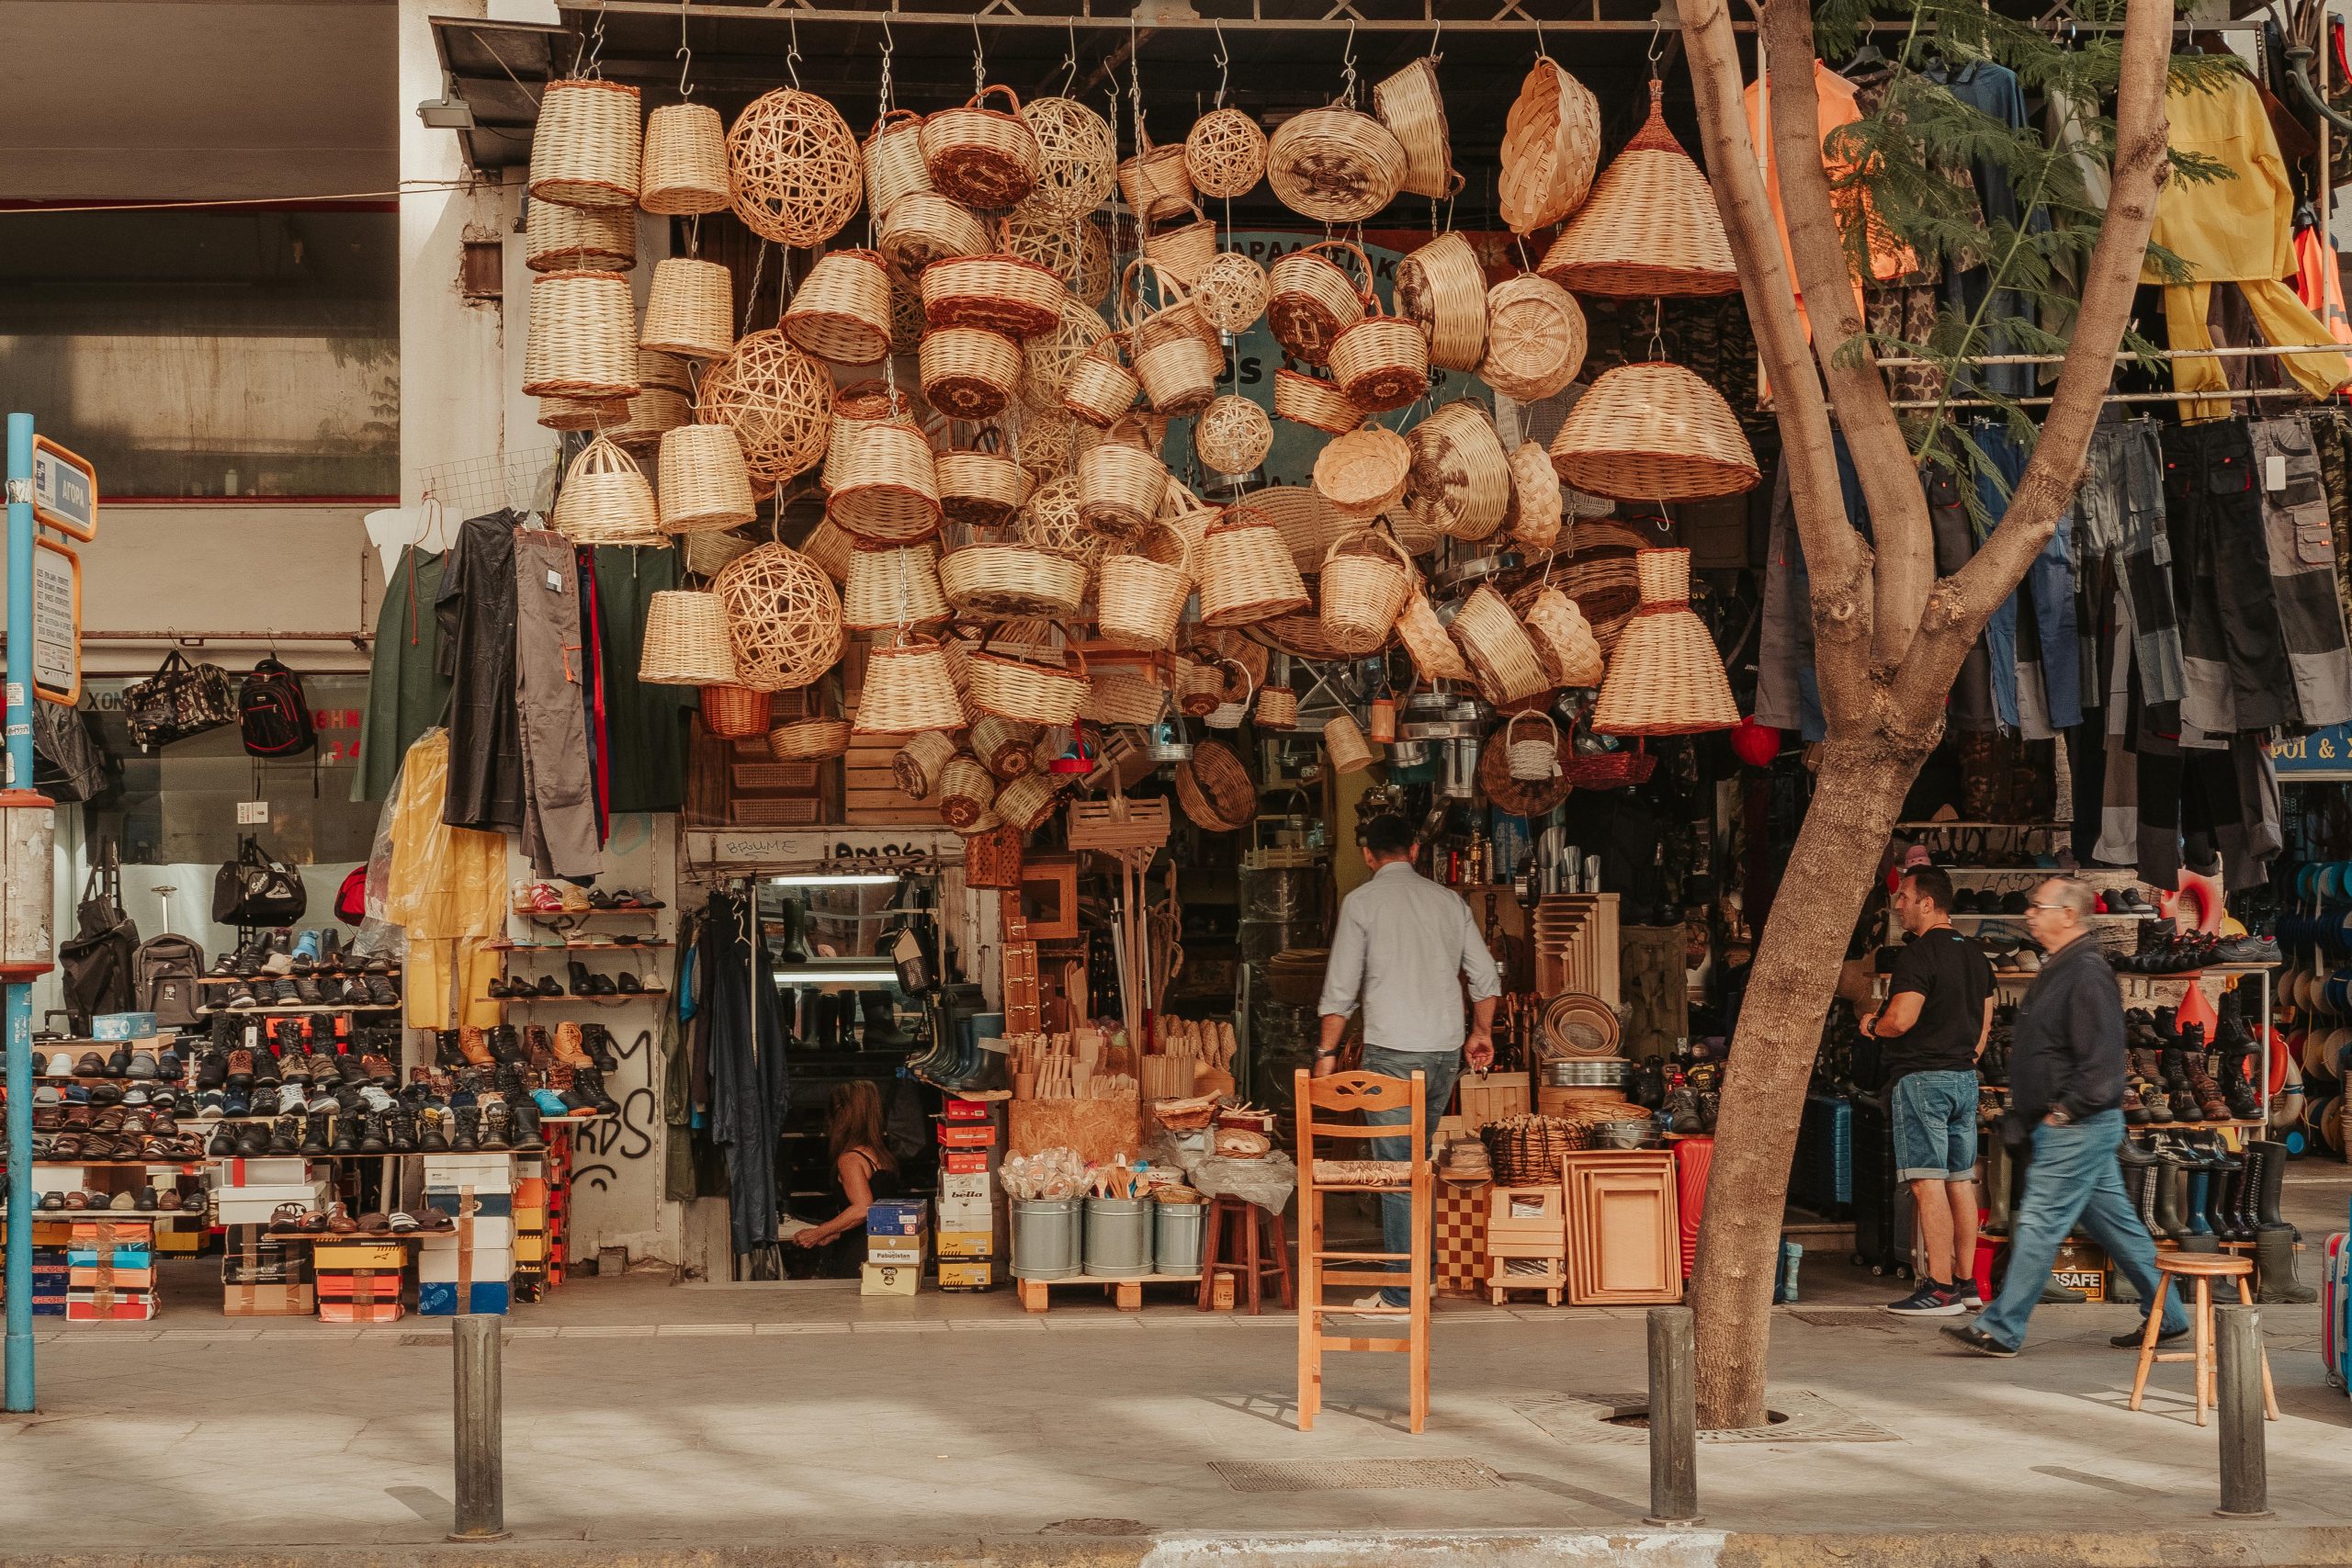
[1542,1057,1629,1088]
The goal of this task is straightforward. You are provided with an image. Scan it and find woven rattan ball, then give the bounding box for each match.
[1012,406,1078,484]
[711,542,845,692]
[1019,96,1117,218]
[1021,295,1114,412]
[1002,209,1113,306]
[727,88,864,247]
[696,329,832,487]
[1193,251,1270,334]
[1184,108,1269,200]
[1018,473,1108,566]
[1195,394,1272,476]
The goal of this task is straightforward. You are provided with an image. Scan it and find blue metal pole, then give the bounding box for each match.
[6,411,37,1411]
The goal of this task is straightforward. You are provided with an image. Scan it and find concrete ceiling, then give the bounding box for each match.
[0,0,397,200]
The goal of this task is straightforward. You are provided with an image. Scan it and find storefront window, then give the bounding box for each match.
[78,673,378,864]
[0,206,398,499]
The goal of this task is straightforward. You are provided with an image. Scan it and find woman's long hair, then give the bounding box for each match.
[827,1079,896,1172]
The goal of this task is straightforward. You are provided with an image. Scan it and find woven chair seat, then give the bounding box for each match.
[1313,1158,1414,1187]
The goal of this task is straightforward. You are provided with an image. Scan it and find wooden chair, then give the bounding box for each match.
[1294,1067,1431,1434]
[2128,1251,2278,1427]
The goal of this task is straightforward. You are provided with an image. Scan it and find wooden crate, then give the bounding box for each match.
[843,738,943,826]
[1456,1070,1531,1129]
[1563,1149,1681,1305]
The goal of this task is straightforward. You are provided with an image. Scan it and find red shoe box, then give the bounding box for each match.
[942,1149,992,1175]
[67,1292,156,1320]
[318,1300,402,1323]
[317,1269,403,1309]
[936,1121,997,1148]
[69,1266,153,1290]
[943,1097,992,1121]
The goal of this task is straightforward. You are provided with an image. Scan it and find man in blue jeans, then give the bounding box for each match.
[1315,814,1502,1310]
[1944,876,2188,1356]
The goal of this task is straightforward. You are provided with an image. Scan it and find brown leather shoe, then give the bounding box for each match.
[458,1026,492,1066]
[552,1021,592,1068]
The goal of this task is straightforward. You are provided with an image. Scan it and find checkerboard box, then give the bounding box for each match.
[1434,1179,1492,1296]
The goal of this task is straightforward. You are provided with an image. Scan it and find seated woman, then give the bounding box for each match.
[788,1080,903,1274]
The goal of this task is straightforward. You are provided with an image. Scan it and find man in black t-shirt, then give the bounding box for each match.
[1867,865,1995,1316]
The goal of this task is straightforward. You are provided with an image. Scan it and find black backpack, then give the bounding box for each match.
[134,934,207,1029]
[57,843,139,1032]
[238,658,314,758]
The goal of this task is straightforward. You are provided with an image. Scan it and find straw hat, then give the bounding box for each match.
[1589,548,1739,735]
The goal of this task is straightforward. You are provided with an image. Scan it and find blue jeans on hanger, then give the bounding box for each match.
[1974,423,2083,734]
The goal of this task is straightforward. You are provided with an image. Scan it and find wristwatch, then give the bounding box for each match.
[2044,1107,2073,1126]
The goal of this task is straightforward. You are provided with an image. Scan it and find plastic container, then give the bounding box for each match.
[1080,1196,1152,1277]
[1010,1198,1083,1280]
[1152,1196,1207,1278]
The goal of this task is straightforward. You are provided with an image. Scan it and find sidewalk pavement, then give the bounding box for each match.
[5,1176,2349,1565]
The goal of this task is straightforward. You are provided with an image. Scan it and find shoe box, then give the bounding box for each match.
[90,1013,158,1042]
[318,1265,403,1323]
[860,1261,921,1297]
[214,1177,332,1229]
[419,1280,510,1314]
[222,1224,311,1287]
[68,1289,157,1320]
[0,1248,68,1314]
[223,1281,316,1316]
[935,1259,995,1290]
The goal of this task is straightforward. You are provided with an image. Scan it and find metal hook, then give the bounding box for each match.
[878,17,896,114]
[1213,23,1232,108]
[786,14,802,88]
[1429,14,1442,62]
[675,0,694,97]
[1532,14,1547,58]
[1062,18,1080,96]
[586,0,608,77]
[1340,20,1359,107]
[1646,15,1668,73]
[973,12,987,97]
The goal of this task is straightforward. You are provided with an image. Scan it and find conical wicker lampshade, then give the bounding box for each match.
[640,102,730,216]
[1589,548,1739,736]
[638,590,740,685]
[1549,361,1759,503]
[854,634,967,735]
[1540,83,1737,298]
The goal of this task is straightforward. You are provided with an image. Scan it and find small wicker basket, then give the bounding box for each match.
[641,102,730,216]
[937,755,999,828]
[1077,441,1169,538]
[920,326,1023,422]
[641,257,735,360]
[862,109,934,221]
[526,198,636,273]
[1328,297,1430,414]
[1255,684,1299,730]
[1097,524,1194,650]
[843,539,950,630]
[551,435,664,547]
[920,253,1064,338]
[894,730,957,795]
[1197,508,1310,627]
[1407,400,1514,542]
[967,623,1091,726]
[639,589,740,684]
[1314,423,1412,523]
[1120,260,1220,416]
[994,771,1066,833]
[1500,58,1601,234]
[1589,548,1740,735]
[728,88,864,248]
[878,191,992,277]
[1395,232,1487,372]
[1508,441,1566,556]
[969,714,1040,778]
[921,85,1041,209]
[1372,58,1462,200]
[538,393,631,434]
[1396,588,1475,683]
[768,716,854,761]
[1267,240,1371,367]
[827,420,944,541]
[1084,666,1172,727]
[1549,362,1761,503]
[936,447,1033,530]
[1478,275,1588,403]
[1505,709,1564,781]
[854,632,967,735]
[681,528,759,581]
[1450,583,1553,706]
[782,248,892,366]
[524,271,640,399]
[1185,108,1268,199]
[1141,201,1218,288]
[1266,107,1407,224]
[700,684,775,739]
[1523,584,1605,686]
[1117,141,1195,223]
[530,79,641,209]
[1022,295,1114,412]
[1322,713,1380,776]
[1272,369,1367,436]
[657,423,759,535]
[940,541,1089,618]
[1317,529,1415,655]
[1062,338,1141,428]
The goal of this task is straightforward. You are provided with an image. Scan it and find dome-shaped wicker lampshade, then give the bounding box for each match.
[1549,361,1760,503]
[1589,548,1738,736]
[1540,83,1738,298]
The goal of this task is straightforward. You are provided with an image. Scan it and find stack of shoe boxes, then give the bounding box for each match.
[0,1219,70,1315]
[935,1099,1006,1291]
[316,1236,407,1323]
[545,1132,571,1288]
[864,1198,929,1295]
[221,1223,315,1315]
[420,1152,514,1314]
[67,1216,156,1320]
[209,1156,331,1229]
[511,1150,548,1302]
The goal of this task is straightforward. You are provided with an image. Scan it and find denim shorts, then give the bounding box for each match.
[1891,1069,1980,1181]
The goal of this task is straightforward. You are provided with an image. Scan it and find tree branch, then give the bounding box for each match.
[1757,0,1937,675]
[1894,0,2173,714]
[1679,0,1875,701]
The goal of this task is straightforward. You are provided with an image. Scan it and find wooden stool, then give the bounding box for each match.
[2128,1251,2279,1427]
[1195,1193,1293,1314]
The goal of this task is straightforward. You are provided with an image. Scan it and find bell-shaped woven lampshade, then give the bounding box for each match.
[1589,548,1738,736]
[640,102,730,216]
[638,589,740,684]
[854,634,967,735]
[550,435,663,546]
[529,79,642,209]
[641,257,735,359]
[843,540,950,629]
[1549,361,1760,503]
[1540,83,1737,299]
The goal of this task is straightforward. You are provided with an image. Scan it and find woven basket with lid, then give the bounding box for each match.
[551,435,663,547]
[1478,275,1588,403]
[1372,58,1462,201]
[529,79,641,209]
[782,248,892,366]
[639,589,739,685]
[1550,362,1761,502]
[1267,107,1407,224]
[523,271,639,399]
[1499,58,1600,234]
[641,258,735,360]
[1590,548,1739,735]
[1267,240,1370,367]
[1541,83,1738,298]
[641,102,730,216]
[1395,232,1487,373]
[921,85,1041,209]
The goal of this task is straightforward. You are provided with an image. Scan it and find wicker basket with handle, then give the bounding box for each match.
[1395,588,1474,683]
[1395,232,1487,372]
[782,248,892,366]
[1254,684,1299,729]
[1266,106,1407,224]
[1272,369,1367,436]
[1077,441,1169,538]
[1328,295,1430,414]
[1505,709,1564,781]
[1267,240,1370,367]
[1317,528,1415,655]
[1196,506,1310,627]
[920,253,1064,339]
[1117,140,1195,223]
[921,85,1041,209]
[1450,583,1553,706]
[1120,260,1220,416]
[1550,361,1760,503]
[966,621,1091,726]
[529,79,642,209]
[1540,83,1738,299]
[862,108,934,220]
[1372,58,1462,201]
[1097,520,1194,649]
[1141,201,1218,288]
[1062,336,1140,428]
[854,631,967,735]
[1023,293,1114,411]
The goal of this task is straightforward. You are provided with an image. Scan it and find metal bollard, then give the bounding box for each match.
[1644,1305,1702,1526]
[2213,1303,2273,1519]
[449,1314,511,1541]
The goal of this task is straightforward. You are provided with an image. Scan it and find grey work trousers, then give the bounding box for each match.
[514,528,602,881]
[2074,420,2187,707]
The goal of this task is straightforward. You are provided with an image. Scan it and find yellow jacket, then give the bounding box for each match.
[2144,68,2296,285]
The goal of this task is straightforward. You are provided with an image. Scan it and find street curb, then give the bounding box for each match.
[13,1529,2352,1568]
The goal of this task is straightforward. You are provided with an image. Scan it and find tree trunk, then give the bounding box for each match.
[1690,733,1928,1429]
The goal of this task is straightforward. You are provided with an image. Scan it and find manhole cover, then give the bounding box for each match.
[1516,1390,1898,1445]
[1209,1458,1505,1493]
[1040,1518,1151,1535]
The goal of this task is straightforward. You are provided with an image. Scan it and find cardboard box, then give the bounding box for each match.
[222,1282,316,1316]
[69,1266,153,1289]
[866,1238,925,1267]
[935,1121,997,1148]
[933,1195,994,1231]
[66,1247,152,1269]
[92,1013,157,1041]
[316,1269,402,1303]
[943,1097,992,1122]
[933,1229,992,1259]
[422,1154,516,1187]
[860,1261,921,1296]
[866,1199,928,1237]
[69,1217,158,1242]
[212,1156,314,1188]
[319,1299,404,1323]
[513,1177,549,1209]
[215,1181,330,1228]
[938,1171,993,1203]
[511,1206,548,1233]
[424,1188,514,1220]
[313,1242,408,1271]
[67,1292,158,1320]
[418,1280,508,1315]
[941,1149,993,1175]
[936,1259,995,1290]
[418,1237,513,1284]
[514,1233,547,1265]
[154,1225,201,1254]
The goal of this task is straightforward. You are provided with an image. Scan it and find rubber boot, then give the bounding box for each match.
[860,991,912,1050]
[810,993,838,1052]
[2184,1168,2212,1237]
[2225,1147,2261,1240]
[2252,1138,2294,1233]
[777,898,812,964]
[2204,1154,2246,1241]
[2254,1225,2317,1303]
[2152,1155,2191,1245]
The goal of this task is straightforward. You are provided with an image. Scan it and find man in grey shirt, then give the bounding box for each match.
[1316,814,1504,1308]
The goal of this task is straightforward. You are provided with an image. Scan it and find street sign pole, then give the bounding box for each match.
[5,412,36,1411]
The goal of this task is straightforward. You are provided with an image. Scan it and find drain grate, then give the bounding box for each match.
[1515,1389,1899,1446]
[1210,1458,1505,1493]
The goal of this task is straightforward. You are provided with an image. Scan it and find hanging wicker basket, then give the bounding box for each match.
[1328,296,1430,414]
[842,539,951,630]
[936,755,998,828]
[1197,506,1310,627]
[1204,659,1255,729]
[1118,141,1195,222]
[641,257,735,360]
[1266,106,1407,224]
[700,684,774,739]
[1176,739,1257,830]
[1016,471,1107,568]
[1255,684,1299,729]
[1084,666,1172,727]
[1077,441,1169,538]
[967,622,1091,726]
[695,329,832,487]
[1500,58,1601,234]
[526,198,636,273]
[782,248,892,366]
[1395,232,1487,373]
[728,88,864,247]
[712,542,845,693]
[1317,528,1415,655]
[1062,336,1141,428]
[1097,521,1194,649]
[894,729,957,795]
[796,516,857,583]
[877,192,991,277]
[1478,275,1588,403]
[1509,441,1565,556]
[1246,485,1353,577]
[530,79,642,209]
[1170,655,1223,716]
[1267,239,1371,367]
[1022,295,1113,412]
[524,271,640,399]
[963,715,1033,779]
[1194,251,1271,334]
[1590,547,1740,735]
[827,419,944,541]
[1185,108,1268,199]
[1004,209,1113,304]
[936,446,1033,530]
[1020,96,1117,218]
[994,771,1067,832]
[639,589,740,684]
[821,378,918,492]
[1550,361,1761,502]
[862,109,934,221]
[1450,583,1553,706]
[1195,394,1272,476]
[609,386,692,454]
[854,631,966,735]
[1505,709,1564,781]
[1407,400,1514,541]
[657,423,758,535]
[1541,82,1738,298]
[1372,58,1462,201]
[769,716,854,761]
[1396,589,1474,683]
[922,85,1041,209]
[1523,584,1605,686]
[641,102,730,216]
[940,541,1089,618]
[1272,369,1367,436]
[1322,713,1379,776]
[920,326,1023,422]
[920,253,1064,338]
[539,393,631,434]
[1141,201,1218,288]
[552,434,664,547]
[681,528,758,581]
[1120,259,1220,416]
[1314,423,1412,523]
